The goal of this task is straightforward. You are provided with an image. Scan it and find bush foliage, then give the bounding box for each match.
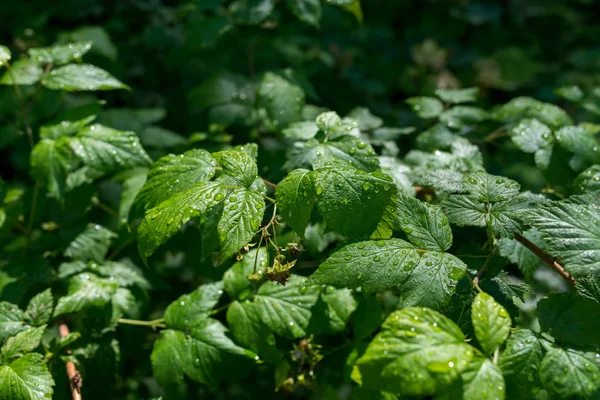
[1,1,600,399]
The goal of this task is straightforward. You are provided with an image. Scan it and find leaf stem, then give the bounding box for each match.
[263,195,276,203]
[464,270,483,293]
[472,258,489,293]
[484,125,508,143]
[210,303,232,316]
[92,199,119,218]
[541,186,565,200]
[58,320,83,400]
[493,349,499,365]
[513,232,577,291]
[117,318,166,329]
[253,234,265,275]
[262,178,277,188]
[25,179,42,251]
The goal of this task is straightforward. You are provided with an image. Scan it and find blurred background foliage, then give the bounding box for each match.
[1,0,600,398]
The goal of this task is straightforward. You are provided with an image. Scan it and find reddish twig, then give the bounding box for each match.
[513,232,577,291]
[58,321,83,400]
[262,178,277,188]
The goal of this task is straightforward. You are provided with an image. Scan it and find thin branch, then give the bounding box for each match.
[471,258,489,293]
[25,179,42,251]
[117,318,166,329]
[513,232,577,291]
[58,321,82,400]
[106,237,135,261]
[484,125,508,143]
[262,178,277,188]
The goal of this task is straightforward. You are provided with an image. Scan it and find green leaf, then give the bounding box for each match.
[444,194,538,239]
[435,87,479,104]
[461,172,521,203]
[133,149,216,213]
[471,292,511,355]
[399,251,466,309]
[64,223,117,262]
[315,111,360,140]
[526,196,600,277]
[226,301,277,361]
[164,282,224,330]
[461,358,505,400]
[307,239,419,293]
[406,97,443,119]
[534,145,553,170]
[223,248,269,301]
[347,107,383,131]
[489,196,538,238]
[188,72,254,114]
[0,353,55,400]
[116,167,147,223]
[325,0,362,23]
[94,261,150,289]
[151,329,187,386]
[285,136,380,172]
[511,119,552,153]
[258,71,305,128]
[555,85,584,102]
[499,329,544,399]
[286,0,321,27]
[28,41,92,65]
[229,0,274,25]
[574,165,600,194]
[313,162,396,237]
[575,275,600,303]
[183,318,255,384]
[491,273,535,304]
[309,287,357,334]
[152,319,254,387]
[60,26,117,61]
[539,347,600,399]
[498,229,544,279]
[30,138,71,199]
[137,182,227,263]
[1,326,45,360]
[24,289,53,326]
[537,293,600,348]
[275,169,314,235]
[42,64,129,91]
[53,273,118,316]
[213,150,258,188]
[556,125,600,170]
[492,97,572,128]
[440,106,488,129]
[396,194,452,251]
[0,303,26,341]
[353,307,474,396]
[217,188,265,262]
[0,59,42,85]
[282,121,319,140]
[352,295,383,340]
[0,46,10,64]
[66,124,152,173]
[254,275,321,339]
[39,115,96,140]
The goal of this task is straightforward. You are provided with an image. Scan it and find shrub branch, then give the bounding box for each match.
[58,320,83,400]
[513,232,577,291]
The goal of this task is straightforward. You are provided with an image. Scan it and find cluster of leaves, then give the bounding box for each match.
[2,1,600,399]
